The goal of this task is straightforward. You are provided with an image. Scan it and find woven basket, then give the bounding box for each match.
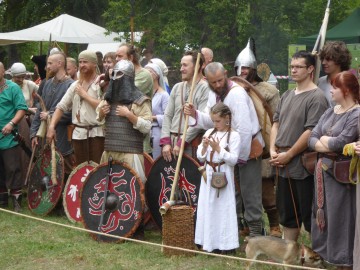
[162,205,195,256]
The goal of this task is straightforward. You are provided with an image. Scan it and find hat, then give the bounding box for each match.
[112,60,134,78]
[31,55,47,79]
[10,63,27,77]
[234,38,257,76]
[78,50,98,64]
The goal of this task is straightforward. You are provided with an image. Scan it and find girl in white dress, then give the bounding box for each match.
[195,102,241,254]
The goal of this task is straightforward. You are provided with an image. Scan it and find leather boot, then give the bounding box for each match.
[247,220,263,237]
[283,227,300,241]
[11,194,22,212]
[0,191,8,208]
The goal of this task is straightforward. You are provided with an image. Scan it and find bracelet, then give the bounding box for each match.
[9,121,15,127]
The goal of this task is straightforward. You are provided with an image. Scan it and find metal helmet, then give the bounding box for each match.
[112,60,134,79]
[234,38,257,76]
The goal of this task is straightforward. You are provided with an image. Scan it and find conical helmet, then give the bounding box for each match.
[234,38,257,76]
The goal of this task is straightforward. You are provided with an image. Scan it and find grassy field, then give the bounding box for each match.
[0,201,321,270]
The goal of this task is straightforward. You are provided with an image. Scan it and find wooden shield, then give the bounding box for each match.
[27,146,64,216]
[143,152,154,177]
[230,76,273,158]
[63,161,98,223]
[145,154,202,229]
[80,161,145,242]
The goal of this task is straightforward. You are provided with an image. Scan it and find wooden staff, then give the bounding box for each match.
[312,0,331,84]
[34,92,48,138]
[160,53,202,215]
[51,139,58,186]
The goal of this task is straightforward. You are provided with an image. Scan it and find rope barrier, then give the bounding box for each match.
[0,208,323,270]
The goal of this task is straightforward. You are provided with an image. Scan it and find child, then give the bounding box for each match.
[195,102,241,254]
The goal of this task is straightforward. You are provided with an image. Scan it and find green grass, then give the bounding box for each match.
[0,203,317,270]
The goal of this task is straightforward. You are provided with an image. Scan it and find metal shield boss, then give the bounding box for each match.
[80,161,145,242]
[27,146,64,215]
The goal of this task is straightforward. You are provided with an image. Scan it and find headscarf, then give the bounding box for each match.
[145,63,166,93]
[78,50,100,74]
[149,58,169,86]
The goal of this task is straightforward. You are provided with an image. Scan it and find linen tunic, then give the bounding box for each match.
[195,128,241,252]
[151,90,169,159]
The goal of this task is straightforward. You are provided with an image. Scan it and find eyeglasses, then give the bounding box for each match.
[289,65,308,70]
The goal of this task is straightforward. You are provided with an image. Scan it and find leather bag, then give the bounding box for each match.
[301,152,318,175]
[249,138,263,159]
[211,171,228,197]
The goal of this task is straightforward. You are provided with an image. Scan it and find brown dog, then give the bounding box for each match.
[244,236,324,270]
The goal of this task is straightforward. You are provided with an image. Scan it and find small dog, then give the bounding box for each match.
[244,236,324,270]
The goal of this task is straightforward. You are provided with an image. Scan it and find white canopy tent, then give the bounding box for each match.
[0,14,128,45]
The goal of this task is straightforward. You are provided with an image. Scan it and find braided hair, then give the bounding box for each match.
[209,102,232,147]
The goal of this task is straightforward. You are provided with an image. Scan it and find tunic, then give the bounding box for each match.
[151,90,169,159]
[195,128,241,252]
[20,79,38,107]
[274,87,328,179]
[30,77,74,156]
[0,80,28,150]
[354,181,360,270]
[99,100,152,183]
[309,106,360,266]
[135,68,153,153]
[318,75,334,107]
[160,80,209,147]
[56,80,104,140]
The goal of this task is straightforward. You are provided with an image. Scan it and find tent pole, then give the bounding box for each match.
[130,0,135,45]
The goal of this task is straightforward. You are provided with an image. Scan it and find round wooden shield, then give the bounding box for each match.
[257,62,271,82]
[63,161,98,223]
[145,154,202,229]
[143,152,154,177]
[27,147,64,216]
[80,161,145,242]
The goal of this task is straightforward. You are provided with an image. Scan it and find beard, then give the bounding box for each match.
[210,82,228,98]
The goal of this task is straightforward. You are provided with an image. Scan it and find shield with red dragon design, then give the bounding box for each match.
[27,146,64,216]
[80,161,145,242]
[145,154,201,229]
[63,161,98,223]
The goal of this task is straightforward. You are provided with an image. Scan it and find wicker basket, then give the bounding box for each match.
[162,204,195,256]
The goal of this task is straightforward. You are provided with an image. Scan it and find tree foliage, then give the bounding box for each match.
[0,0,359,75]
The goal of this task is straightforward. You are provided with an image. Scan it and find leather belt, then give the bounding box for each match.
[207,160,225,171]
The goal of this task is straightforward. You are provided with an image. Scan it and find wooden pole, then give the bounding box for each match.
[312,0,331,84]
[169,53,201,203]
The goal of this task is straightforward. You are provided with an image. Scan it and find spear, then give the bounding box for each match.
[312,0,331,84]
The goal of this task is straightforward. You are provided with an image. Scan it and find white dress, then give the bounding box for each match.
[195,128,241,252]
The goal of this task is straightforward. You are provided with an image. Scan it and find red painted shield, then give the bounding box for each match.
[145,154,202,229]
[80,161,145,242]
[27,146,64,216]
[63,161,98,223]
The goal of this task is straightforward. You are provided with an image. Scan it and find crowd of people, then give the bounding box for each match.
[0,40,359,270]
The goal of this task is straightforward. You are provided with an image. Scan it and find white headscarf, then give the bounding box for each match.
[145,63,166,92]
[149,58,169,86]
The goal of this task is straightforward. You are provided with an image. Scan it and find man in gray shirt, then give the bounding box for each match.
[270,51,328,242]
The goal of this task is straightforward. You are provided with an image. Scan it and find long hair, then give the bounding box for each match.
[209,102,232,140]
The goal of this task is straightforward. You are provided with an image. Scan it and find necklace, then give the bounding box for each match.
[153,88,159,97]
[337,103,357,114]
[212,130,228,141]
